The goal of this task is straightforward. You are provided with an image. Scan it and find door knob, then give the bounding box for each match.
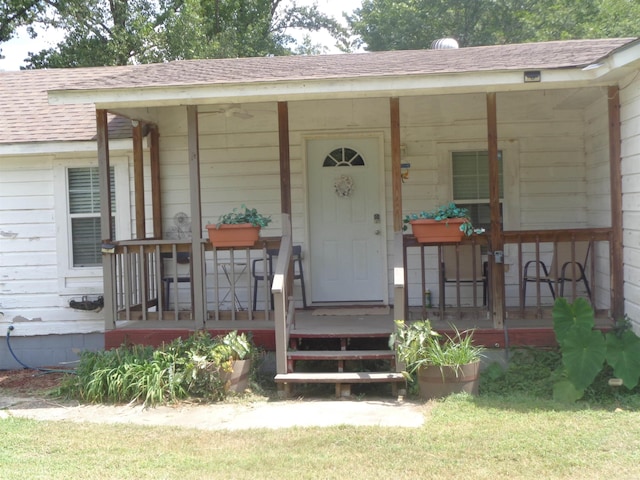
[374,230,381,235]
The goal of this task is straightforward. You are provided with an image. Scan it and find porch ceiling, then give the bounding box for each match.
[46,38,640,109]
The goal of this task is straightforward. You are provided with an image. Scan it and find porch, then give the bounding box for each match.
[105,305,612,351]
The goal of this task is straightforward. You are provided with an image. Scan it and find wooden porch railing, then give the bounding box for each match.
[272,214,294,377]
[105,236,282,325]
[401,227,614,324]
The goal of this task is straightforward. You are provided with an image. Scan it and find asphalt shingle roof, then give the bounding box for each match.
[1,38,636,145]
[0,67,131,145]
[56,38,636,91]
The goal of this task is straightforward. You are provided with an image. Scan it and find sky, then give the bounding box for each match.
[0,0,363,71]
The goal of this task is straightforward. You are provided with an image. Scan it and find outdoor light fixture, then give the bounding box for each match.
[524,71,541,83]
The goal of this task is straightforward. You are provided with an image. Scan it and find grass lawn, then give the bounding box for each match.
[2,394,639,480]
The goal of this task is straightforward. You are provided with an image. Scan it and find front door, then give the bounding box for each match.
[307,137,386,303]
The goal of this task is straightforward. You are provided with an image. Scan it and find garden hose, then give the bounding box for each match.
[5,325,76,375]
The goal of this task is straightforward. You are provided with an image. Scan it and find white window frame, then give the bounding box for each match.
[437,141,520,231]
[54,156,131,294]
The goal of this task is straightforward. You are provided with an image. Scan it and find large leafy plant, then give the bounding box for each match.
[402,202,476,236]
[552,297,640,402]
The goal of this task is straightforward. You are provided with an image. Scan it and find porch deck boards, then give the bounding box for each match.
[105,306,613,350]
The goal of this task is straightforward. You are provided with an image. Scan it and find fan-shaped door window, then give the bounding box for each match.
[323,147,365,167]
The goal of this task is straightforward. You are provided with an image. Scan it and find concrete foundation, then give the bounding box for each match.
[1,333,104,370]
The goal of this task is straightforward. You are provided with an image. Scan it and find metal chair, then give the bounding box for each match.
[161,251,191,310]
[440,244,488,307]
[522,241,592,305]
[252,245,307,310]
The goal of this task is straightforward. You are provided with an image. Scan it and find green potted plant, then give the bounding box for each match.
[212,331,255,393]
[390,319,484,400]
[403,202,476,243]
[206,205,272,247]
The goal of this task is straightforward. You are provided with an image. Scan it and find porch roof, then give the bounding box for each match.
[46,37,639,108]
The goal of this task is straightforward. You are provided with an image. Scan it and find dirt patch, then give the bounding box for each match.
[0,369,427,430]
[0,368,69,396]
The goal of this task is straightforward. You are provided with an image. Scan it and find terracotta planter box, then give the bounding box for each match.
[410,218,466,243]
[417,361,480,400]
[206,223,260,247]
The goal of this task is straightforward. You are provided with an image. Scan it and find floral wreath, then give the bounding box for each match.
[334,174,354,198]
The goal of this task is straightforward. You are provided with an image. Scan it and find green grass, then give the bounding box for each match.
[2,395,640,479]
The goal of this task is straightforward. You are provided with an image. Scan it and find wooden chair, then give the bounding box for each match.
[440,244,488,307]
[522,241,592,305]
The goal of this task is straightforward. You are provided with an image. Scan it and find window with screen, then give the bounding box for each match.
[68,167,115,267]
[451,151,503,231]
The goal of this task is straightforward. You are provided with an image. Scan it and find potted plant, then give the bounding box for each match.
[206,205,272,247]
[403,202,476,243]
[390,319,484,400]
[212,331,255,393]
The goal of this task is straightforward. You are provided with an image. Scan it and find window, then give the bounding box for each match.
[323,147,365,167]
[451,151,503,231]
[67,167,116,267]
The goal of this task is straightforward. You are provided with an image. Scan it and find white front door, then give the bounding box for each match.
[307,137,386,303]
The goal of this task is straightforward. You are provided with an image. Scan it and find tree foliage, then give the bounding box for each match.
[0,0,42,57]
[8,0,345,68]
[348,0,640,51]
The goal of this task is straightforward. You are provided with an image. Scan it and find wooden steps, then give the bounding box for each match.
[275,372,405,398]
[275,372,405,383]
[287,350,395,361]
[276,330,405,398]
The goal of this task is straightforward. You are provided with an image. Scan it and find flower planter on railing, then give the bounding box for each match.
[409,218,466,243]
[206,223,260,247]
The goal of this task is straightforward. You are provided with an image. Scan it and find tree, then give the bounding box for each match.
[20,0,346,68]
[348,0,640,51]
[0,0,42,57]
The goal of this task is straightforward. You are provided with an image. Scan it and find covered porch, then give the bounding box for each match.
[48,41,631,391]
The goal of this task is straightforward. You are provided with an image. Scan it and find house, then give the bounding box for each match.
[0,68,139,368]
[2,38,640,391]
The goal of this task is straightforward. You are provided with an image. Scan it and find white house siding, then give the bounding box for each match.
[0,147,135,333]
[620,72,640,331]
[0,152,120,368]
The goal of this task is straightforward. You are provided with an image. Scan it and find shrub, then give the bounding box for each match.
[58,331,256,406]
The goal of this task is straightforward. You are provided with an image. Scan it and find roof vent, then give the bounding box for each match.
[431,38,459,49]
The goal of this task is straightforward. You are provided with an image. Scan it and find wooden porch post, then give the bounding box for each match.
[277,101,294,295]
[97,109,115,330]
[608,86,624,320]
[132,122,146,239]
[187,106,205,328]
[278,102,292,216]
[390,98,405,321]
[390,97,403,232]
[149,124,163,237]
[487,93,505,328]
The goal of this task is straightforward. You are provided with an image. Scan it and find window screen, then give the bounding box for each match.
[68,167,115,267]
[452,151,503,230]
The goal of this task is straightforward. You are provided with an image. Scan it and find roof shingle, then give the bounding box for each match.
[1,38,636,145]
